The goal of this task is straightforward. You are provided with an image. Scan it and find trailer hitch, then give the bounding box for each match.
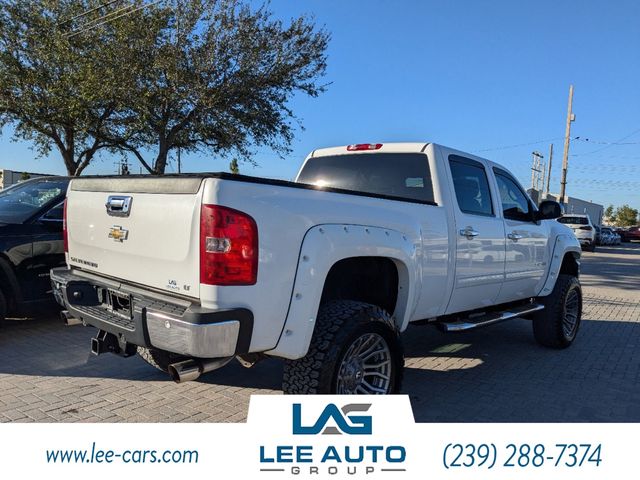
[91,330,137,357]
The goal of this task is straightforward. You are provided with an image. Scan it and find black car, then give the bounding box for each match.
[0,176,70,322]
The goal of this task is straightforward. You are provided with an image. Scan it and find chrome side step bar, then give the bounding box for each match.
[438,303,544,332]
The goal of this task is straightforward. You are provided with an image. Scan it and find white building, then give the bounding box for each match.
[0,169,52,189]
[546,193,604,226]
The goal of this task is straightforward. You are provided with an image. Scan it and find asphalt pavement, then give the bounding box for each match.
[1,243,638,422]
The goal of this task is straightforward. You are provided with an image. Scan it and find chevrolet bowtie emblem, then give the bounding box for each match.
[108,225,129,242]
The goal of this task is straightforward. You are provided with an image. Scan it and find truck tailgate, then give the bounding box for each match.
[66,177,203,299]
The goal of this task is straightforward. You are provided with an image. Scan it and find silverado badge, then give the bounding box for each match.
[108,225,129,242]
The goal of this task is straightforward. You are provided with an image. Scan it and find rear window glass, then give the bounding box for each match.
[296,153,435,203]
[558,216,588,225]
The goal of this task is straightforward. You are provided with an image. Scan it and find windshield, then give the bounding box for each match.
[0,179,68,223]
[558,216,589,225]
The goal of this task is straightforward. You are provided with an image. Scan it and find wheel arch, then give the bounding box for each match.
[267,224,420,360]
[537,234,581,297]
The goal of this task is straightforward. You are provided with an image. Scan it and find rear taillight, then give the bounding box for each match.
[200,205,258,286]
[63,199,68,253]
[346,143,383,151]
[579,226,593,231]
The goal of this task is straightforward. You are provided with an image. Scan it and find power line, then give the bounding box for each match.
[67,0,163,38]
[573,138,640,145]
[67,2,138,37]
[74,2,136,29]
[473,137,563,153]
[570,127,640,157]
[60,0,122,26]
[474,130,640,157]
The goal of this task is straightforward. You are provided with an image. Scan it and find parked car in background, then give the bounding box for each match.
[594,225,602,245]
[620,226,640,242]
[0,176,70,323]
[614,228,627,241]
[601,227,620,245]
[599,227,612,245]
[558,214,596,252]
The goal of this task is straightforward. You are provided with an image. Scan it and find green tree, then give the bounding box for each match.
[604,204,615,224]
[20,171,30,181]
[229,158,239,174]
[0,0,167,176]
[110,0,329,174]
[614,204,639,227]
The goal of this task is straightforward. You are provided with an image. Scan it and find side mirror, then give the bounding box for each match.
[536,200,562,220]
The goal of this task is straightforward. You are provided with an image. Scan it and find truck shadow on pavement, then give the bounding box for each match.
[402,313,640,422]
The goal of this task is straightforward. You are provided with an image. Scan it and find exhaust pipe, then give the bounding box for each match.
[60,310,82,326]
[168,357,233,383]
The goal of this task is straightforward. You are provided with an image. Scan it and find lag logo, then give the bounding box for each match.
[293,403,372,435]
[259,401,407,475]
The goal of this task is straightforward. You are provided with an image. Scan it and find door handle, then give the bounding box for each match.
[507,232,524,241]
[459,227,479,239]
[105,195,133,217]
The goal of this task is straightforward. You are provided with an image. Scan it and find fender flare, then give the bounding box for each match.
[537,234,581,297]
[267,224,420,360]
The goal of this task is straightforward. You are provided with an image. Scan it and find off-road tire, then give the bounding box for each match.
[137,347,187,373]
[282,300,404,394]
[533,274,582,348]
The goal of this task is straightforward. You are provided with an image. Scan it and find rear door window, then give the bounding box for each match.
[448,155,494,216]
[493,168,533,221]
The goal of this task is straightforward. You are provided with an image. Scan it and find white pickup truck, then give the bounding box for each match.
[52,142,582,394]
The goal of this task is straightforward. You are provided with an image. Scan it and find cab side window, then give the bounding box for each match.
[449,155,494,216]
[494,169,533,221]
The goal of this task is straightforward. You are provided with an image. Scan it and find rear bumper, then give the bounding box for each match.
[50,268,253,358]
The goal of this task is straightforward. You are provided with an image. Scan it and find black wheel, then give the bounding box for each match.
[590,243,596,252]
[282,300,404,394]
[533,274,582,348]
[137,347,187,373]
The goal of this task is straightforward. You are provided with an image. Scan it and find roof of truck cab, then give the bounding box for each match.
[309,142,495,165]
[310,142,430,157]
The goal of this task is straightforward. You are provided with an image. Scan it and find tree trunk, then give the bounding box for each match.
[153,144,169,175]
[61,150,77,176]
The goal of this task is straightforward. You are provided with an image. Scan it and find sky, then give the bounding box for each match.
[1,0,639,209]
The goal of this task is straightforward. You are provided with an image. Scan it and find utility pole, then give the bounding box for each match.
[177,147,181,174]
[530,151,544,190]
[545,143,553,198]
[539,158,546,192]
[559,85,575,203]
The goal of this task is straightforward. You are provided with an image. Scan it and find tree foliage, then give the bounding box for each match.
[0,0,163,175]
[612,204,639,227]
[109,0,329,174]
[0,0,328,176]
[229,157,239,174]
[604,204,614,221]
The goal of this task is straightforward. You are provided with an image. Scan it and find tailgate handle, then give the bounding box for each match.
[105,196,132,217]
